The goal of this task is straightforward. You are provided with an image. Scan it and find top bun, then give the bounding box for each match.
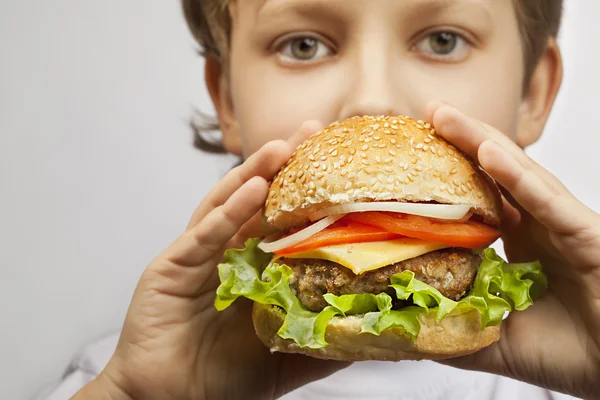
[264,115,502,232]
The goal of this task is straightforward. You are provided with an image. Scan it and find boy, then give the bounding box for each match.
[46,1,600,399]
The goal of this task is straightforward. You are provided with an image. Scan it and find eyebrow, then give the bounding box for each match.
[257,0,348,26]
[404,0,493,23]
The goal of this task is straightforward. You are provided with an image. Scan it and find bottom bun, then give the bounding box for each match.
[252,303,500,362]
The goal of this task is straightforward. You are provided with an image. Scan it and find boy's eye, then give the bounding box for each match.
[279,36,333,63]
[414,31,470,61]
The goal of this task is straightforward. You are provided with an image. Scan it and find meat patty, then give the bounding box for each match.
[286,249,481,312]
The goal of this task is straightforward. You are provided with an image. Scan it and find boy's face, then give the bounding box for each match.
[211,0,559,157]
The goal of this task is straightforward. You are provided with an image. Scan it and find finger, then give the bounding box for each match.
[478,139,594,235]
[186,140,292,229]
[426,101,570,195]
[166,176,269,270]
[287,120,325,150]
[187,121,324,230]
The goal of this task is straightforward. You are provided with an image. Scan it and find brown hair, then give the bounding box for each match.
[182,0,563,153]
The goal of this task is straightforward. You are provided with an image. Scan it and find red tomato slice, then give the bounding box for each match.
[345,212,501,249]
[274,222,403,256]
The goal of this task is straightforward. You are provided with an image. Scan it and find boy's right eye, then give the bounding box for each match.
[277,36,334,64]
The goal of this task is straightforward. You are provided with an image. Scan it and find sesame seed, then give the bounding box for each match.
[477,192,484,198]
[385,167,394,174]
[361,144,369,151]
[452,157,459,163]
[384,157,393,164]
[423,144,429,151]
[399,120,406,125]
[430,146,436,154]
[321,155,327,161]
[331,150,338,156]
[366,167,374,174]
[450,168,457,174]
[461,184,468,194]
[360,152,367,158]
[348,156,354,163]
[389,149,397,156]
[391,125,398,130]
[424,123,431,129]
[375,156,381,163]
[308,154,315,161]
[349,148,356,155]
[374,135,381,141]
[321,164,327,171]
[308,181,315,189]
[384,122,390,128]
[416,124,424,130]
[344,182,352,190]
[467,182,473,190]
[361,159,369,166]
[415,165,423,172]
[424,138,431,144]
[416,143,424,150]
[348,172,356,180]
[390,138,397,144]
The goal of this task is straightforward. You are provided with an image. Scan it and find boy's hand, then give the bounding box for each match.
[426,101,600,400]
[72,121,349,400]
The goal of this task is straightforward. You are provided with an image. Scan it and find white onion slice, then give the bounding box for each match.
[308,202,471,222]
[258,215,343,254]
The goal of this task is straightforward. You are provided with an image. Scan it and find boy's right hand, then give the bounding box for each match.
[71,121,350,400]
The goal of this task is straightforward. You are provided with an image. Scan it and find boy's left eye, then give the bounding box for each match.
[278,36,333,63]
[414,31,471,61]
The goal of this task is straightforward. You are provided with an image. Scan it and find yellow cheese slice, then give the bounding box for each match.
[279,239,451,275]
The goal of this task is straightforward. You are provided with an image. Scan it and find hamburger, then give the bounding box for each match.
[214,115,546,362]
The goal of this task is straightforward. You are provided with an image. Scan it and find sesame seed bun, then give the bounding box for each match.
[264,115,502,232]
[252,303,501,361]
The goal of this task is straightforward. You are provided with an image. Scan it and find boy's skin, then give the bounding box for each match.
[73,1,600,399]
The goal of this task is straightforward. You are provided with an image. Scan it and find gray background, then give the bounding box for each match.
[1,0,597,399]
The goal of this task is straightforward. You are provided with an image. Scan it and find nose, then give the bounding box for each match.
[338,45,406,120]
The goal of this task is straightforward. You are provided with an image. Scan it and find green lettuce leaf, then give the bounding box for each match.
[215,239,547,349]
[388,247,548,329]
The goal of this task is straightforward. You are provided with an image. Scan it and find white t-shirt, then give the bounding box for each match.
[32,331,581,400]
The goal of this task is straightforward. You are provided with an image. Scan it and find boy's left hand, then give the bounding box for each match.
[426,102,600,399]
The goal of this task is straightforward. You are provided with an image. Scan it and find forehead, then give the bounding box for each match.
[232,0,510,28]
